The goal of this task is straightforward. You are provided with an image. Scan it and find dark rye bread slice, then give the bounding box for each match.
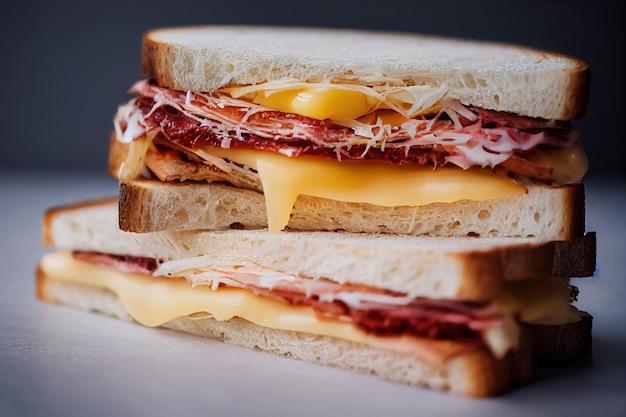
[521,313,593,365]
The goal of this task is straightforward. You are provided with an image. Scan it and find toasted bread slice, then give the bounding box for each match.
[117,177,585,241]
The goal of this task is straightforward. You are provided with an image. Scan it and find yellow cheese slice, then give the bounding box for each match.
[194,146,525,232]
[496,279,583,325]
[529,141,588,185]
[39,251,484,365]
[40,251,582,364]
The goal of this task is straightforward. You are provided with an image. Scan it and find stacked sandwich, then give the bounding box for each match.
[38,26,596,397]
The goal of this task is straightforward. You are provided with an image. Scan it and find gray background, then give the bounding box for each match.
[1,0,623,175]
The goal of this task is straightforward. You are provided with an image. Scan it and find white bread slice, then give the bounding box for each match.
[36,272,533,397]
[106,136,586,241]
[42,198,595,301]
[142,26,589,120]
[118,177,586,242]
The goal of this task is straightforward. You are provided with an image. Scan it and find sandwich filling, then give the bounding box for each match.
[115,79,586,183]
[39,250,582,366]
[113,80,588,231]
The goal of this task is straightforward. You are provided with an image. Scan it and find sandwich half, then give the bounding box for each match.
[38,199,594,397]
[110,26,590,239]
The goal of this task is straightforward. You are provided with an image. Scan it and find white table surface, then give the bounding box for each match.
[1,169,625,417]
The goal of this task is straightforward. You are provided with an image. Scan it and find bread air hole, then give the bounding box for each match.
[173,208,189,224]
[494,94,500,104]
[534,212,541,222]
[461,73,476,89]
[459,74,487,89]
[477,209,490,220]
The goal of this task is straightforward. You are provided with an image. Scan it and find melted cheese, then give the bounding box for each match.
[41,252,582,364]
[497,279,583,325]
[247,87,377,121]
[357,109,412,126]
[220,82,446,120]
[39,251,481,365]
[529,141,588,184]
[194,146,525,232]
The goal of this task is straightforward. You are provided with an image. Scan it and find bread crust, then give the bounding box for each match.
[42,197,117,246]
[36,271,532,397]
[141,26,589,120]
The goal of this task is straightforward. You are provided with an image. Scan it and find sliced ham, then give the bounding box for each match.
[114,80,579,183]
[73,251,503,343]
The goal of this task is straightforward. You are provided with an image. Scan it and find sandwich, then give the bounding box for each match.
[37,26,596,397]
[109,26,590,239]
[38,199,593,397]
